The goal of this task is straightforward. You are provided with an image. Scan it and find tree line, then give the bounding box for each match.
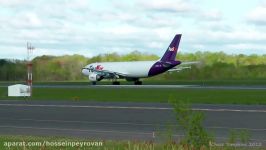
[0,51,266,81]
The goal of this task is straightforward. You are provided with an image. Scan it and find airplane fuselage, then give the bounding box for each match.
[83,61,155,78]
[82,60,180,79]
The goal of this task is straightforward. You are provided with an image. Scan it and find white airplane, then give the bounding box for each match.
[82,34,197,85]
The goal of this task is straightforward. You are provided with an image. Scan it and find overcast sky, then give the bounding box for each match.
[1,0,266,59]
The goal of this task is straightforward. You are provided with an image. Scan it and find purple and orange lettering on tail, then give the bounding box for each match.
[168,47,177,51]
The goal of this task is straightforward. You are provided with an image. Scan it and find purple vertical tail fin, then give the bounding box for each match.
[160,34,181,62]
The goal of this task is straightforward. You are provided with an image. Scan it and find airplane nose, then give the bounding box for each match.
[82,68,88,75]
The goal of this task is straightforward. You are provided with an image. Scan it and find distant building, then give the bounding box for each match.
[8,84,30,97]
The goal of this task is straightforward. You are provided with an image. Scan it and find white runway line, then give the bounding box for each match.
[2,117,266,132]
[0,103,265,113]
[95,85,198,88]
[192,108,266,113]
[0,118,156,126]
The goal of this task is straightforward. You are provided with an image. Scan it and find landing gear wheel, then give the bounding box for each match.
[91,81,96,85]
[112,81,120,85]
[134,81,142,85]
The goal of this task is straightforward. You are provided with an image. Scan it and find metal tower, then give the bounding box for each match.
[27,42,35,96]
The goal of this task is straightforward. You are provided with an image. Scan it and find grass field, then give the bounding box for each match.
[1,80,266,104]
[0,86,266,104]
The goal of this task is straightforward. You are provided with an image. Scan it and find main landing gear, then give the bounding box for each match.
[112,81,120,85]
[134,81,142,85]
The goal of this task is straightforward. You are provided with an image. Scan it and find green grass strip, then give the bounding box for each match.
[1,87,266,105]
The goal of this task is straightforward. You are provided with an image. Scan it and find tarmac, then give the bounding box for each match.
[0,100,265,145]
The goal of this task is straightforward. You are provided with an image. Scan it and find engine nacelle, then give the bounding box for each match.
[89,73,103,81]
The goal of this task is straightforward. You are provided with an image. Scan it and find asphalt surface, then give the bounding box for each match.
[2,84,266,90]
[36,85,266,90]
[0,100,265,145]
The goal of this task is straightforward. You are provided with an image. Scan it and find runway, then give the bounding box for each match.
[19,84,266,90]
[2,83,266,90]
[0,100,265,145]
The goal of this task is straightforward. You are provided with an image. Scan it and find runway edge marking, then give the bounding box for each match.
[0,103,266,113]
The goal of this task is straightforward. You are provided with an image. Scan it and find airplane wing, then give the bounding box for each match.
[168,61,200,72]
[168,66,191,72]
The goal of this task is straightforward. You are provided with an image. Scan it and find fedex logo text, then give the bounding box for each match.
[168,47,177,51]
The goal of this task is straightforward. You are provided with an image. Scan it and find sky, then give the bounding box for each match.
[1,0,266,59]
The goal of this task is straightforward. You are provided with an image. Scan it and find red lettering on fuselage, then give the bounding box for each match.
[95,65,104,70]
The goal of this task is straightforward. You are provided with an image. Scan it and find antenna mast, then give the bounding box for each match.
[27,42,35,97]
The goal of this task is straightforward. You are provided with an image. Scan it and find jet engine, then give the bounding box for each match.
[89,73,103,81]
